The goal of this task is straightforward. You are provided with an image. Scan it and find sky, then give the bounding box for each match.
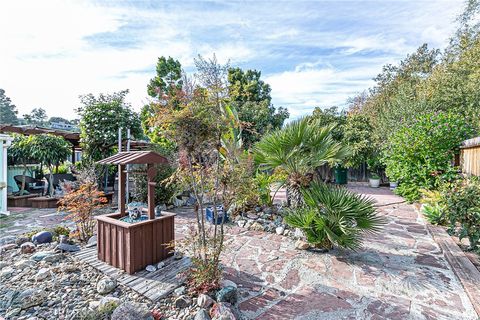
[0,0,465,121]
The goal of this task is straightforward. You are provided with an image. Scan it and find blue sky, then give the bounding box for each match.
[0,0,464,120]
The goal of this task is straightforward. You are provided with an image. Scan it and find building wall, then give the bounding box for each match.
[461,145,480,176]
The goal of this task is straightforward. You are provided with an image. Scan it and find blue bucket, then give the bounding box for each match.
[205,205,228,224]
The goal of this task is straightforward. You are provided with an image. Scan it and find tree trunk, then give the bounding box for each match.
[286,184,303,208]
[20,164,27,195]
[48,166,54,197]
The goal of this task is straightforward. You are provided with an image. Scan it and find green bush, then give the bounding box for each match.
[443,177,480,253]
[131,164,176,205]
[284,182,385,250]
[383,112,474,202]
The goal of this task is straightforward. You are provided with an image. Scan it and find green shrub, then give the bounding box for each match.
[420,189,448,225]
[284,182,385,250]
[383,112,474,202]
[131,164,176,205]
[443,177,480,253]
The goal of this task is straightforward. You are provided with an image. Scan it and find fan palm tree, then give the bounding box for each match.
[254,117,349,207]
[284,182,385,250]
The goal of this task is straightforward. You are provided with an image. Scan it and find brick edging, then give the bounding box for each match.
[427,224,480,317]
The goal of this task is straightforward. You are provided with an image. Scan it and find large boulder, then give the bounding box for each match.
[31,231,52,244]
[30,251,54,262]
[174,295,192,309]
[110,302,152,320]
[0,236,16,245]
[12,289,46,309]
[56,243,80,252]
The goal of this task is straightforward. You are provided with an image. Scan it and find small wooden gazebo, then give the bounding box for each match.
[96,151,175,274]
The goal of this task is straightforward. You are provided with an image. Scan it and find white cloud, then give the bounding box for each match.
[0,0,465,121]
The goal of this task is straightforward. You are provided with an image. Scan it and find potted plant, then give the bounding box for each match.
[389,181,398,190]
[369,173,381,188]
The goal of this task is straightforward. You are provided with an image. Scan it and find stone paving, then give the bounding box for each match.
[174,185,478,319]
[2,185,478,319]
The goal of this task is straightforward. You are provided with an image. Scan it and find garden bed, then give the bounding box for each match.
[95,212,175,274]
[30,196,60,209]
[7,194,40,207]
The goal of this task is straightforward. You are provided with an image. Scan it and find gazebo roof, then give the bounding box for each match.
[97,151,168,165]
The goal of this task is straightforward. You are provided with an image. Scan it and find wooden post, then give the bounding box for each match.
[118,164,126,217]
[147,164,156,220]
[71,145,76,164]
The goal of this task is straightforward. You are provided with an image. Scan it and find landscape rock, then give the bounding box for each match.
[35,267,51,281]
[216,286,238,304]
[157,261,165,269]
[0,261,8,269]
[174,251,183,260]
[14,259,36,269]
[275,226,285,235]
[146,264,157,272]
[174,295,192,308]
[293,228,305,239]
[0,235,16,245]
[246,213,259,220]
[295,240,310,250]
[97,277,117,294]
[15,236,30,246]
[0,266,14,278]
[197,294,214,308]
[237,220,246,228]
[220,279,237,289]
[58,235,69,244]
[43,253,64,263]
[195,308,211,320]
[56,243,80,252]
[174,286,186,296]
[111,302,152,320]
[249,222,264,232]
[210,302,236,320]
[86,235,97,248]
[31,231,53,244]
[20,241,36,254]
[0,243,17,251]
[12,288,46,309]
[99,296,121,309]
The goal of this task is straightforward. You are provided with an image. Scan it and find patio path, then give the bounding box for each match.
[2,186,478,319]
[173,185,478,319]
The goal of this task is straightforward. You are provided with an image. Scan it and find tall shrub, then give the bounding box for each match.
[383,112,474,201]
[29,134,72,196]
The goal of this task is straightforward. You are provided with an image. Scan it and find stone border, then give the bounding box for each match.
[427,224,480,317]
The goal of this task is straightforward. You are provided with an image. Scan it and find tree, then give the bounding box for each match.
[23,108,48,126]
[49,117,71,124]
[254,117,349,208]
[142,56,184,150]
[7,135,37,195]
[227,67,289,148]
[150,54,233,293]
[0,89,19,124]
[311,106,346,141]
[29,134,72,196]
[147,56,183,100]
[58,183,107,241]
[77,90,142,162]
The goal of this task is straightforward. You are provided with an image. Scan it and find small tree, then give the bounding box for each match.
[151,55,233,293]
[58,183,107,241]
[29,134,71,196]
[7,135,37,195]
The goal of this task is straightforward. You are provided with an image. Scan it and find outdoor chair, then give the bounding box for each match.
[13,175,45,195]
[45,173,77,190]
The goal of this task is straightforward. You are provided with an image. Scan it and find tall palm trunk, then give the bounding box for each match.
[286,183,304,208]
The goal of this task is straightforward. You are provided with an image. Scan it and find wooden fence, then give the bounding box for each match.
[460,137,480,176]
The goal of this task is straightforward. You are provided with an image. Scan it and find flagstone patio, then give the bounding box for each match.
[2,186,479,319]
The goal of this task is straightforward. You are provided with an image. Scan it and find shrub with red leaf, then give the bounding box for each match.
[58,183,107,241]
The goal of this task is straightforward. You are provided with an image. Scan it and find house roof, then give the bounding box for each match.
[97,151,169,165]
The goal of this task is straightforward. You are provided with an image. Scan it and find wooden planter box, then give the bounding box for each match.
[30,196,60,208]
[96,212,175,274]
[7,194,40,207]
